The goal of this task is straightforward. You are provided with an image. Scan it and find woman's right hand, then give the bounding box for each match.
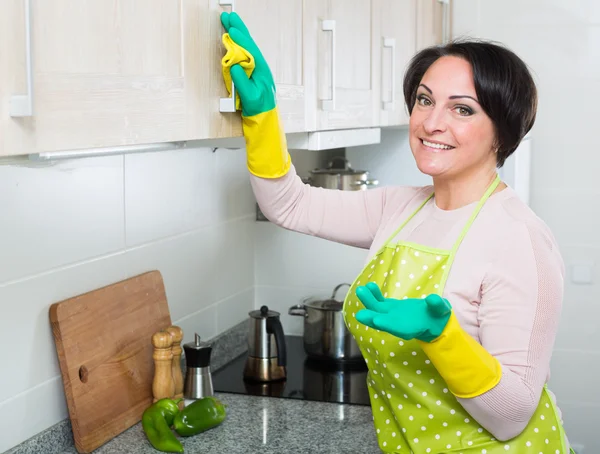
[220,12,291,179]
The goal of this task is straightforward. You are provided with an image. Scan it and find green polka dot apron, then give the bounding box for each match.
[343,175,570,454]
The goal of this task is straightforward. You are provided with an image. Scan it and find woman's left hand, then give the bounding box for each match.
[355,283,452,342]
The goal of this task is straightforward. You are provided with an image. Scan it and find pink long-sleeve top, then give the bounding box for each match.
[251,164,566,442]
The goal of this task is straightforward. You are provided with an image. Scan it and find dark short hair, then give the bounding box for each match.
[403,39,537,168]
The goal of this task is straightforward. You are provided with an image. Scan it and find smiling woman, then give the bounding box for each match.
[220,11,570,454]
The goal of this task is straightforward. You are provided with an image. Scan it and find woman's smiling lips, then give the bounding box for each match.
[420,138,455,151]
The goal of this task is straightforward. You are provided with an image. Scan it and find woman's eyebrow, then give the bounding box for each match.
[419,83,433,94]
[449,95,480,104]
[419,83,480,105]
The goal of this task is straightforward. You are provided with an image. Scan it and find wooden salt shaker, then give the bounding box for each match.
[151,330,175,403]
[166,325,184,406]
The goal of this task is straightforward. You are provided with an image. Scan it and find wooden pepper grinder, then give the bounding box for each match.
[166,325,184,407]
[151,330,175,403]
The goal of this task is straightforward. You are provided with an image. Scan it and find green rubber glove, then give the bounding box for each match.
[220,12,276,117]
[355,283,452,342]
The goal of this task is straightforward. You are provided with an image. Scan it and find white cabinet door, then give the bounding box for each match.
[373,0,417,127]
[304,0,376,131]
[234,0,306,133]
[3,0,192,157]
[416,0,452,50]
[190,0,307,141]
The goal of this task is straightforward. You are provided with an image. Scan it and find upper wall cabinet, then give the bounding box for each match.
[2,0,193,157]
[416,0,452,50]
[303,0,377,132]
[0,0,307,157]
[372,0,417,127]
[230,0,306,134]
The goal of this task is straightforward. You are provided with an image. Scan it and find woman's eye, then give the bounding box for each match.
[417,95,432,106]
[455,106,473,116]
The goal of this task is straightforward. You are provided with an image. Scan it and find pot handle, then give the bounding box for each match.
[267,316,287,367]
[352,179,379,188]
[288,304,307,317]
[331,283,352,301]
[327,156,352,170]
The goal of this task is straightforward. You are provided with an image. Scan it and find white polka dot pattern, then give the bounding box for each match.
[343,242,567,453]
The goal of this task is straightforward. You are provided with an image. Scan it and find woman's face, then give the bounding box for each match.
[409,56,497,180]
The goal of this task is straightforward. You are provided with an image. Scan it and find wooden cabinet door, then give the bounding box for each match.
[304,0,376,131]
[192,0,307,140]
[2,0,192,157]
[373,0,417,127]
[234,0,306,133]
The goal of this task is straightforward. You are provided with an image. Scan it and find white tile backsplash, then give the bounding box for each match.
[0,145,257,451]
[254,222,368,290]
[0,377,68,454]
[216,287,255,333]
[125,148,218,246]
[0,156,124,284]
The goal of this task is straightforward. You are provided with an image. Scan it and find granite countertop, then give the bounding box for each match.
[7,324,380,454]
[59,392,380,454]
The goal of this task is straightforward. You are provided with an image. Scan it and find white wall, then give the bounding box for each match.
[457,1,598,451]
[0,146,256,452]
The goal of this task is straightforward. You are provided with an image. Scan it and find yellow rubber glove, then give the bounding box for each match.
[220,12,291,179]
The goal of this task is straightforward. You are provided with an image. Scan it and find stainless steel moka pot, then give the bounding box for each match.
[243,305,287,382]
[183,333,214,400]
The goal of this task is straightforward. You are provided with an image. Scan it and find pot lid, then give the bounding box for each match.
[302,283,351,311]
[310,168,368,176]
[310,156,368,176]
[249,305,281,319]
[304,298,344,311]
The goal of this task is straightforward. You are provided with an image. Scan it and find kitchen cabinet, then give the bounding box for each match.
[2,0,195,157]
[372,0,418,127]
[0,0,306,158]
[303,0,377,132]
[227,0,306,134]
[416,0,452,50]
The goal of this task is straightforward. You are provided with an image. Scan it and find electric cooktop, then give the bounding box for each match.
[212,335,371,406]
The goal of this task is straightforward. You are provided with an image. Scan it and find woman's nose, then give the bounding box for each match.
[422,107,448,134]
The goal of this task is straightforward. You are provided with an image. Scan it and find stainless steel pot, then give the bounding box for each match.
[289,283,363,362]
[305,157,378,191]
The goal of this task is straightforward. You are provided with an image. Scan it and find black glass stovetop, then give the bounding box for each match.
[212,335,371,405]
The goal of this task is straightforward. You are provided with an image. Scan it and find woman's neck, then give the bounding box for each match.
[432,166,505,211]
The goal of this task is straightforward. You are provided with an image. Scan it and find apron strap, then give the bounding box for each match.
[374,174,501,261]
[377,192,434,251]
[449,174,501,256]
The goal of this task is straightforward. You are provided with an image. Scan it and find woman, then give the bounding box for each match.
[220,12,570,454]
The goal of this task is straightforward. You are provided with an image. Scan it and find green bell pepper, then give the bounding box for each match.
[173,396,227,437]
[142,398,184,453]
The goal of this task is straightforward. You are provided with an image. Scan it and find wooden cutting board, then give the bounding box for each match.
[50,270,173,453]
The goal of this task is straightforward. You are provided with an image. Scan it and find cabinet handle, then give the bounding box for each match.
[10,0,34,117]
[219,0,237,113]
[438,0,450,44]
[382,38,396,111]
[321,19,336,111]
